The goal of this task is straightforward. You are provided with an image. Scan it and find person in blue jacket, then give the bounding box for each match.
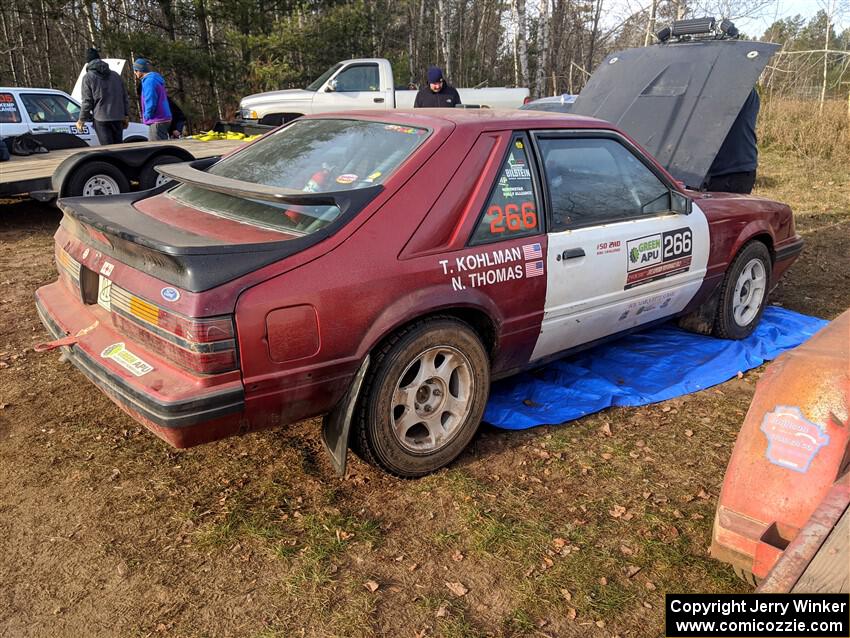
[133,58,172,141]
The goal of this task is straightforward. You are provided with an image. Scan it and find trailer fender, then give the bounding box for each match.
[53,145,196,197]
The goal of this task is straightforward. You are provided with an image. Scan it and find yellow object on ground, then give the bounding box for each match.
[187,131,262,142]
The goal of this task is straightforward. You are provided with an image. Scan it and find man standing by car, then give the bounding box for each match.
[76,48,129,145]
[414,66,462,108]
[133,58,172,141]
[705,89,760,194]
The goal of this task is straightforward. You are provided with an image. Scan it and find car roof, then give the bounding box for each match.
[303,108,614,133]
[0,87,70,95]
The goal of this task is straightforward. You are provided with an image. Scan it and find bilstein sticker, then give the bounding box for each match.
[760,406,829,473]
[100,342,153,377]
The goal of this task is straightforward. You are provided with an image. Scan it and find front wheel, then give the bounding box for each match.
[713,241,771,339]
[354,318,490,478]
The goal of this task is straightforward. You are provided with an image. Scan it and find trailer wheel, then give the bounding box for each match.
[139,154,183,190]
[353,317,489,478]
[65,161,130,197]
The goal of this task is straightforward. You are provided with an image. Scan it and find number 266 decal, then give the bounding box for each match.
[663,228,692,259]
[488,202,538,235]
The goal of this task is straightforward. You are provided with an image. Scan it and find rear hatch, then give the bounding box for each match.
[572,40,779,189]
[54,115,441,291]
[56,183,378,292]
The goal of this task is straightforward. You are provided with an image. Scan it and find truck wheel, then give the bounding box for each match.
[354,317,490,478]
[66,161,130,197]
[713,241,771,339]
[139,154,183,190]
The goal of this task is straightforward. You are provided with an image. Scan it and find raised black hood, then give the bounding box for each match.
[572,40,779,188]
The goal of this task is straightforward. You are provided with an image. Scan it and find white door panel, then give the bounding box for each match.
[531,203,709,360]
[311,62,390,113]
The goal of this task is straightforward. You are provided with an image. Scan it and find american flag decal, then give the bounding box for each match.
[522,243,543,260]
[525,260,544,278]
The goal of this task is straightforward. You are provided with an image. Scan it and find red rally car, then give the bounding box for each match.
[35,43,802,477]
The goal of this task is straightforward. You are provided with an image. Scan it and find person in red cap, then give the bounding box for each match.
[414,66,461,108]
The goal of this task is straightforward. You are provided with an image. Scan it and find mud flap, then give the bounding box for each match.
[677,286,720,335]
[321,355,370,477]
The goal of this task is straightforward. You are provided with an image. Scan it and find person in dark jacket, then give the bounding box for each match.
[76,48,129,145]
[167,98,187,138]
[133,57,171,140]
[414,66,462,108]
[705,89,760,194]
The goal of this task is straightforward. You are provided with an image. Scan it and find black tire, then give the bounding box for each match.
[123,136,147,143]
[354,317,490,478]
[65,160,130,197]
[713,241,771,339]
[139,154,183,190]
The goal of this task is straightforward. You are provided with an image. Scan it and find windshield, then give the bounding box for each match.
[169,118,430,235]
[306,63,343,91]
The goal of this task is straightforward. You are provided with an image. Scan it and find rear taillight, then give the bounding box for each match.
[57,247,81,288]
[523,96,533,105]
[55,247,237,375]
[109,284,238,375]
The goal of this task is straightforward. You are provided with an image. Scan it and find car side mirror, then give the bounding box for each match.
[671,190,692,214]
[326,79,337,92]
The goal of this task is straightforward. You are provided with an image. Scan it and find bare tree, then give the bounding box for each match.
[535,0,551,95]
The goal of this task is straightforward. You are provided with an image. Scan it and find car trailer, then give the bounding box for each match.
[0,138,246,201]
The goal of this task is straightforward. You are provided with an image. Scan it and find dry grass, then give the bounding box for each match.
[759,98,850,164]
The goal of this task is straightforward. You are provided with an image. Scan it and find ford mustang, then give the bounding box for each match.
[36,41,803,477]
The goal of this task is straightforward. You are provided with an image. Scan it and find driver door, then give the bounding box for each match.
[19,92,95,145]
[311,62,391,113]
[530,131,709,361]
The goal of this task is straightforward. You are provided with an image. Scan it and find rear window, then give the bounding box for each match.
[169,118,429,235]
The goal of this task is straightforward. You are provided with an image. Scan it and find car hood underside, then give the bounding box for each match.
[572,39,779,189]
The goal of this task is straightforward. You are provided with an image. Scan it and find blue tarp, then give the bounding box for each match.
[484,306,829,430]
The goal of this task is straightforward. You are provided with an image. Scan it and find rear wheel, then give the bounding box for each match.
[65,161,130,197]
[354,317,490,478]
[139,154,183,190]
[713,241,771,339]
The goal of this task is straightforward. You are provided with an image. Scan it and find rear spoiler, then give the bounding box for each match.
[156,160,382,214]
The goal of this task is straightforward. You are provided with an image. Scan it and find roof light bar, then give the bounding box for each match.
[655,16,739,42]
[671,17,716,36]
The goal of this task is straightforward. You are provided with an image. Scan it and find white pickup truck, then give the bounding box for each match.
[237,58,530,125]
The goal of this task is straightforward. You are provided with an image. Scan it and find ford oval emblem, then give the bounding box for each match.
[161,287,180,302]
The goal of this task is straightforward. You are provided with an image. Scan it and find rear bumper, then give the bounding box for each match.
[36,291,245,445]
